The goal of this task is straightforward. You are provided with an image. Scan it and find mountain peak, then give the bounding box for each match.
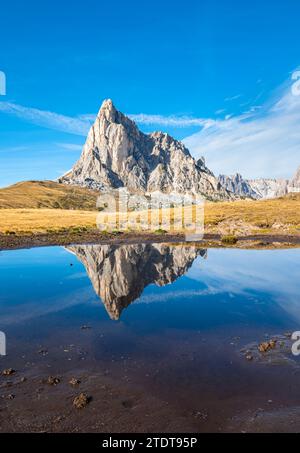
[60,99,231,199]
[98,98,117,120]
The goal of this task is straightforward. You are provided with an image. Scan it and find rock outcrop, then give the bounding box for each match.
[289,166,300,193]
[218,174,259,199]
[60,100,230,200]
[66,243,207,320]
[218,167,300,199]
[247,178,289,199]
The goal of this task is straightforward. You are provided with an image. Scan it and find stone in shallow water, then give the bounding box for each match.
[1,368,16,376]
[69,378,81,387]
[73,393,90,409]
[47,376,60,386]
[258,340,277,353]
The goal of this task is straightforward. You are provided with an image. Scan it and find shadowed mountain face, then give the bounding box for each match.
[67,243,207,320]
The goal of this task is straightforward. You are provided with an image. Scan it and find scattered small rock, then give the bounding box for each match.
[69,378,81,387]
[2,369,16,376]
[7,394,15,400]
[192,411,208,421]
[258,340,277,353]
[246,354,253,361]
[73,393,90,409]
[53,416,63,424]
[20,377,27,383]
[80,325,91,330]
[122,400,133,409]
[47,376,60,386]
[38,349,48,356]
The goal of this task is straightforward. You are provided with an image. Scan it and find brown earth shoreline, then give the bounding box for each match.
[1,230,300,251]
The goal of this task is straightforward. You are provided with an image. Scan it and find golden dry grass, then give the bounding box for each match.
[0,180,98,210]
[0,209,98,234]
[0,193,299,236]
[205,193,300,230]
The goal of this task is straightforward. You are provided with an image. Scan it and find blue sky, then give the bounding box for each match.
[0,0,300,187]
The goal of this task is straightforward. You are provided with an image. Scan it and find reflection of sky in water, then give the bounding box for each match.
[0,246,299,334]
[186,249,300,322]
[0,247,97,325]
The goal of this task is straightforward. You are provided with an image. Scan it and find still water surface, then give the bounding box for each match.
[0,244,300,432]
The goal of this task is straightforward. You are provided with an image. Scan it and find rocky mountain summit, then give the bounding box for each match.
[290,166,300,191]
[218,174,258,199]
[66,243,207,320]
[59,98,299,202]
[218,166,300,199]
[60,99,230,200]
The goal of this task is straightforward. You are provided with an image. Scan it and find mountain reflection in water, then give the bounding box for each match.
[66,244,207,320]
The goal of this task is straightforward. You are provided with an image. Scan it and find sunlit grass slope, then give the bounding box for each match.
[0,193,299,236]
[0,181,98,210]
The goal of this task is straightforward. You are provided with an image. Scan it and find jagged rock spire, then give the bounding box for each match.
[60,99,231,200]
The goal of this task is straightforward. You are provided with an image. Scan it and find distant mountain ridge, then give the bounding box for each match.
[218,166,300,200]
[59,99,232,201]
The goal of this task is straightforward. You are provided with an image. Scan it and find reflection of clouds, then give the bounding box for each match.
[0,287,95,326]
[135,288,220,305]
[1,246,299,326]
[187,249,300,321]
[65,272,89,281]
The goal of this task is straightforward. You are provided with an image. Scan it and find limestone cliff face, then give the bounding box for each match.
[218,168,300,200]
[67,243,207,320]
[289,166,300,192]
[247,178,289,199]
[60,100,230,200]
[218,174,259,199]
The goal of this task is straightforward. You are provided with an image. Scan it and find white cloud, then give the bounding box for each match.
[55,143,83,151]
[0,101,91,136]
[0,102,213,134]
[1,75,300,180]
[81,112,214,128]
[128,113,214,128]
[224,94,243,102]
[0,145,29,153]
[184,77,300,179]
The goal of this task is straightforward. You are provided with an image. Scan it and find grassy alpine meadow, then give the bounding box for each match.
[0,209,98,234]
[0,193,299,237]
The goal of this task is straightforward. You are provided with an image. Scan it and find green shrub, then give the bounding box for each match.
[5,230,16,235]
[221,235,238,245]
[154,229,168,235]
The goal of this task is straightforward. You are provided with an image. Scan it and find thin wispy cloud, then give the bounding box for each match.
[56,143,83,151]
[0,145,29,153]
[184,75,300,179]
[128,114,214,128]
[224,94,243,102]
[0,102,91,136]
[1,74,300,180]
[0,101,213,135]
[80,112,214,128]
